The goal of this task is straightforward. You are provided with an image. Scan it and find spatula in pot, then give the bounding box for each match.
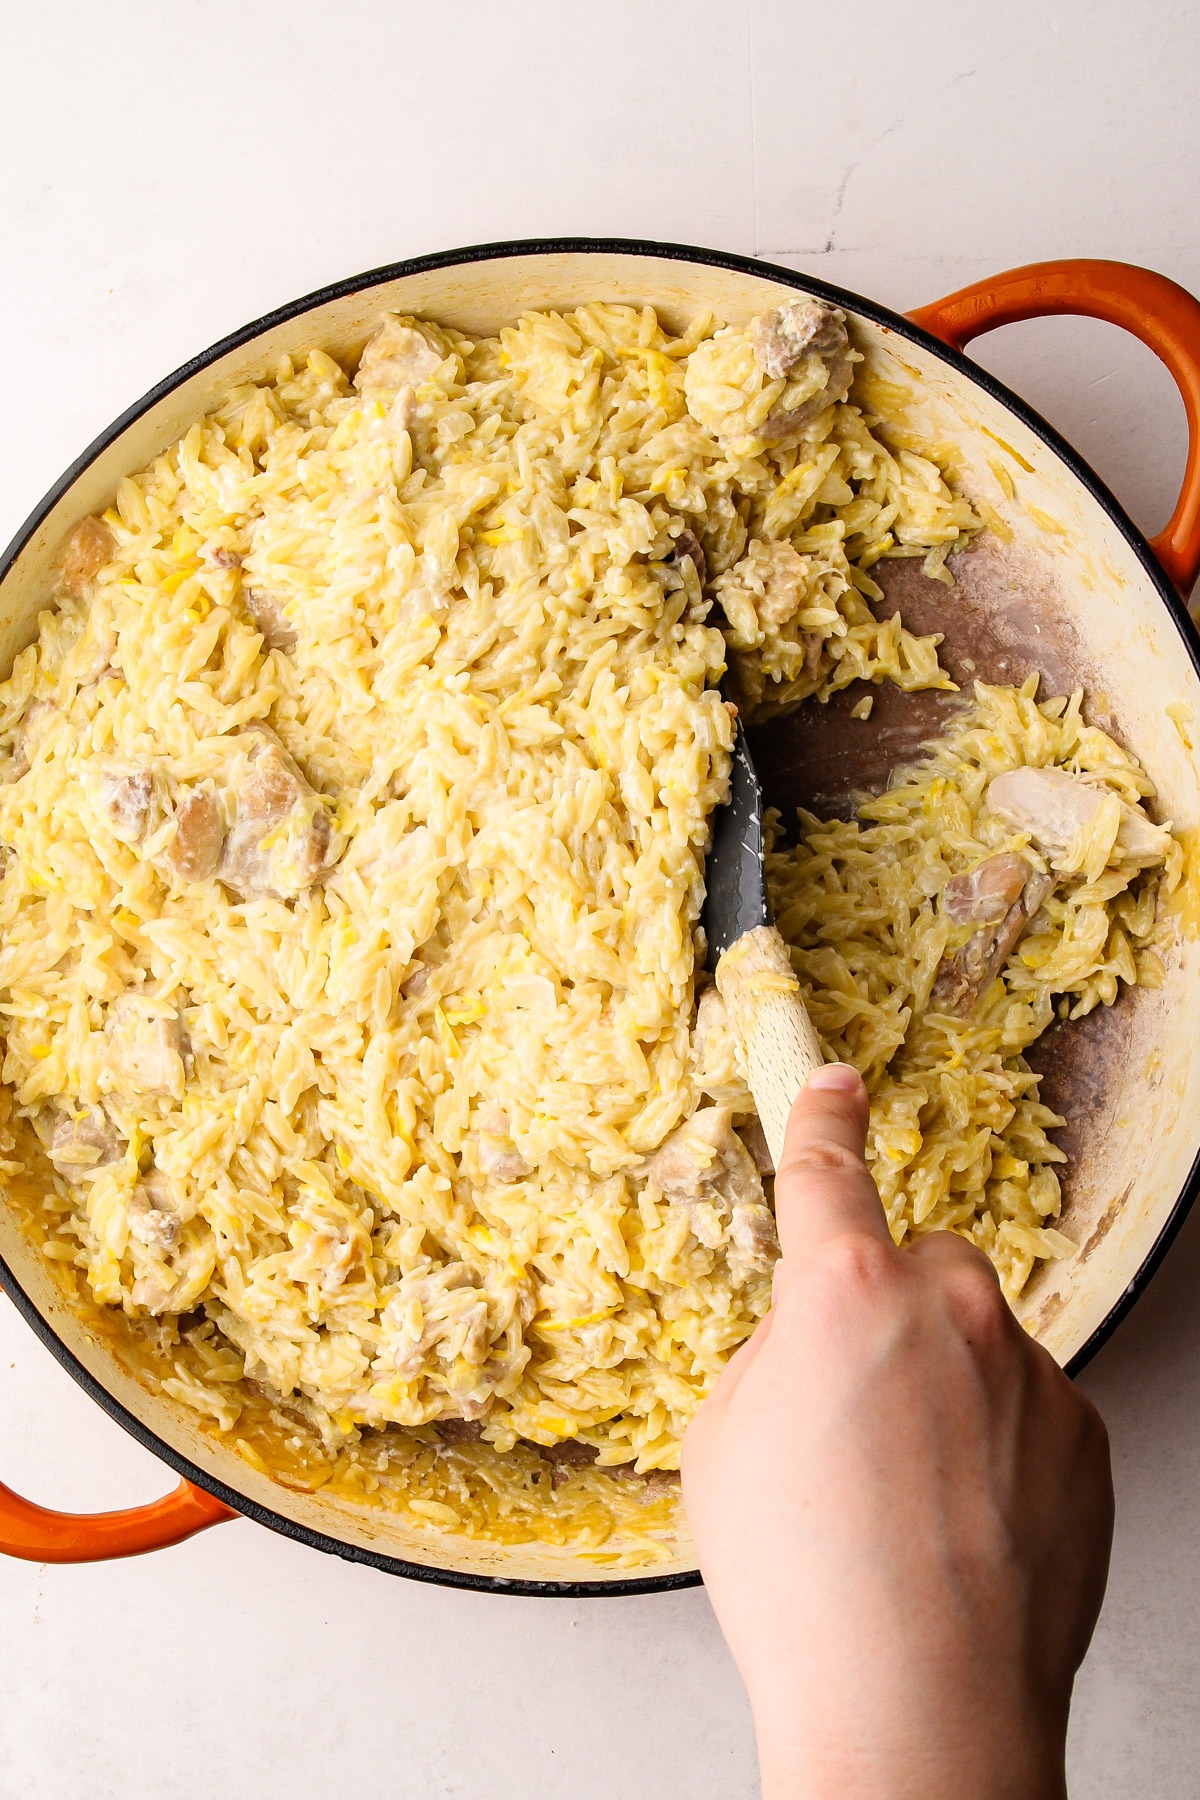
[702,724,826,1169]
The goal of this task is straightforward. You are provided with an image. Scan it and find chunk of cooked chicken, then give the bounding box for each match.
[738,1116,774,1177]
[402,959,430,998]
[931,869,1053,1017]
[49,1105,123,1176]
[130,1269,178,1314]
[752,540,810,628]
[290,1204,368,1297]
[475,1104,532,1183]
[70,611,120,687]
[801,631,824,680]
[942,852,1031,926]
[244,587,298,652]
[714,538,821,663]
[382,1261,494,1397]
[751,301,855,445]
[646,1105,764,1210]
[354,317,446,394]
[8,698,57,779]
[727,1201,780,1283]
[104,996,190,1098]
[127,1181,181,1251]
[129,1233,214,1317]
[96,762,153,843]
[219,727,340,899]
[61,517,116,597]
[987,765,1173,870]
[163,788,225,883]
[753,300,849,380]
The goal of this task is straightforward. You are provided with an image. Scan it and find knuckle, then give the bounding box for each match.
[814,1231,896,1298]
[945,1257,1010,1340]
[778,1139,865,1183]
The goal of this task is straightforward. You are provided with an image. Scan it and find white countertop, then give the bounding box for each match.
[3,4,1200,1793]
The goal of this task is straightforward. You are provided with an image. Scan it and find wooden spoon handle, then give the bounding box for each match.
[715,924,825,1169]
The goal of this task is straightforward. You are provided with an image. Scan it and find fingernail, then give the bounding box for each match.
[808,1062,863,1093]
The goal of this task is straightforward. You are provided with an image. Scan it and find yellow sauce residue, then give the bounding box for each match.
[981,426,1035,473]
[1167,700,1195,751]
[988,457,1016,501]
[1165,825,1200,939]
[975,500,1014,544]
[1026,504,1068,537]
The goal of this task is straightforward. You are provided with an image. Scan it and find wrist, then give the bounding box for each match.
[754,1720,1068,1800]
[759,1757,1067,1800]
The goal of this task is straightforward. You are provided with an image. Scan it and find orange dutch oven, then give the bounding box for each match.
[1,244,1199,1593]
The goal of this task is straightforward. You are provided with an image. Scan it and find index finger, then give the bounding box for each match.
[773,1063,893,1261]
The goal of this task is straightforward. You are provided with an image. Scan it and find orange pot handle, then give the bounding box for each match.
[0,1472,234,1562]
[908,259,1200,597]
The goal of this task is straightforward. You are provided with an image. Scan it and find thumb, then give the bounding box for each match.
[773,1064,892,1262]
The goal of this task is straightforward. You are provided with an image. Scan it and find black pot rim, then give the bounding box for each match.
[2,234,1199,1599]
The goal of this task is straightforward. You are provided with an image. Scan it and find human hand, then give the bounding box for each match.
[681,1063,1113,1800]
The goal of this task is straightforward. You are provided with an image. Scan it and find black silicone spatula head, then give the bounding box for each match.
[701,724,769,964]
[700,720,824,1165]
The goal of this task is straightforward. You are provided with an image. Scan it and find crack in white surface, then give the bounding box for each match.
[762,113,909,259]
[821,114,905,253]
[761,58,979,260]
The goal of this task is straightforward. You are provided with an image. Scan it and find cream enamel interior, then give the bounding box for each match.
[1,247,1198,1588]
